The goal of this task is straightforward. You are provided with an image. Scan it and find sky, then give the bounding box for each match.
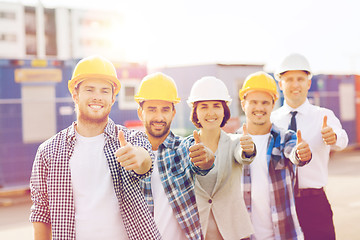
[6,0,360,74]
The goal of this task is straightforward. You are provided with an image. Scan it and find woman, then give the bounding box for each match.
[185,76,254,240]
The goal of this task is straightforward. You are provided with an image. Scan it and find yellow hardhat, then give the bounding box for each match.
[134,72,181,104]
[239,71,279,101]
[68,55,121,95]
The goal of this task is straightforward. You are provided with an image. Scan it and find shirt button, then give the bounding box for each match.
[208,199,212,204]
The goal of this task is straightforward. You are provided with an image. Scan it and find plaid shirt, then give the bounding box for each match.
[141,131,210,240]
[30,118,161,240]
[242,124,305,240]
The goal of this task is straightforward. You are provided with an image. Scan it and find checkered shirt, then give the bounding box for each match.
[242,124,305,240]
[30,118,161,240]
[141,131,210,240]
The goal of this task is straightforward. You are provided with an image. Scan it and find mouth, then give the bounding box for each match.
[252,112,266,117]
[151,121,166,130]
[205,117,218,123]
[89,104,103,110]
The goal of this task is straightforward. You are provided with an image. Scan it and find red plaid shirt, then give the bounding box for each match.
[30,119,161,240]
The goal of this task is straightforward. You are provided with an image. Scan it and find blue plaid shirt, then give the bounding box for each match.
[242,124,308,240]
[30,119,161,240]
[141,131,210,240]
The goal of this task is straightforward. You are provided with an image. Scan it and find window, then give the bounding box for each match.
[118,79,140,110]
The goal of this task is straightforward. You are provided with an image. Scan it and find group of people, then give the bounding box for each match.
[29,53,348,240]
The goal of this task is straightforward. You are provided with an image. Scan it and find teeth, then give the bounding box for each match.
[206,119,216,122]
[89,105,102,109]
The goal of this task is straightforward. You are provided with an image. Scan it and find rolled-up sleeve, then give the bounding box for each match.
[29,144,51,224]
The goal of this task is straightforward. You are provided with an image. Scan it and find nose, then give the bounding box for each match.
[153,111,166,121]
[292,79,301,87]
[91,90,104,101]
[254,102,265,111]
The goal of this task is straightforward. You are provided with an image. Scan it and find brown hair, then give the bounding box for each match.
[190,101,231,128]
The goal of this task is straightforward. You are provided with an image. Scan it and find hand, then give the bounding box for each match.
[321,115,337,145]
[115,129,151,174]
[240,124,255,155]
[189,130,215,170]
[295,130,312,162]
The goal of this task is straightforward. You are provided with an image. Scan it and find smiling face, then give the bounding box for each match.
[279,70,311,108]
[138,100,175,140]
[72,78,115,125]
[194,101,225,130]
[241,91,274,132]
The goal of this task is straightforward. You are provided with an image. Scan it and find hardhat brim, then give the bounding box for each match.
[134,96,181,104]
[186,98,232,107]
[68,73,121,95]
[240,88,278,101]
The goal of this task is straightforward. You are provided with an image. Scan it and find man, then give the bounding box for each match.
[239,71,312,240]
[135,72,215,240]
[272,53,349,240]
[29,55,161,240]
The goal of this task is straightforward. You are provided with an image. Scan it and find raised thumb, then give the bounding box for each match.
[193,130,201,144]
[322,115,328,129]
[296,130,302,144]
[118,129,127,147]
[242,123,248,135]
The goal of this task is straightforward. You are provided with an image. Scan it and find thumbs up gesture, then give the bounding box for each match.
[189,130,215,170]
[240,124,255,156]
[321,115,337,145]
[295,130,312,162]
[115,129,152,174]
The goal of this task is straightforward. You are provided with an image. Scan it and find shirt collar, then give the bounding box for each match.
[283,98,311,116]
[160,131,180,149]
[66,118,116,143]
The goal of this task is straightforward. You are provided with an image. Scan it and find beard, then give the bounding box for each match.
[145,120,171,138]
[76,104,111,126]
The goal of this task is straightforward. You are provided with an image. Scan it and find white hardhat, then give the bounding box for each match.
[275,53,312,81]
[187,76,232,107]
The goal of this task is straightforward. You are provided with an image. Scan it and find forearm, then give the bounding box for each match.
[236,143,256,164]
[33,222,51,240]
[133,147,152,175]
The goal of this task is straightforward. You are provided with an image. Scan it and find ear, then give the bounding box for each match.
[278,79,284,91]
[307,79,312,90]
[172,107,176,118]
[241,100,246,111]
[72,91,79,104]
[270,101,275,111]
[137,107,144,121]
[111,94,116,106]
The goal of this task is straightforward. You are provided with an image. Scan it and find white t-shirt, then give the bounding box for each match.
[249,133,274,240]
[69,132,128,240]
[152,151,186,240]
